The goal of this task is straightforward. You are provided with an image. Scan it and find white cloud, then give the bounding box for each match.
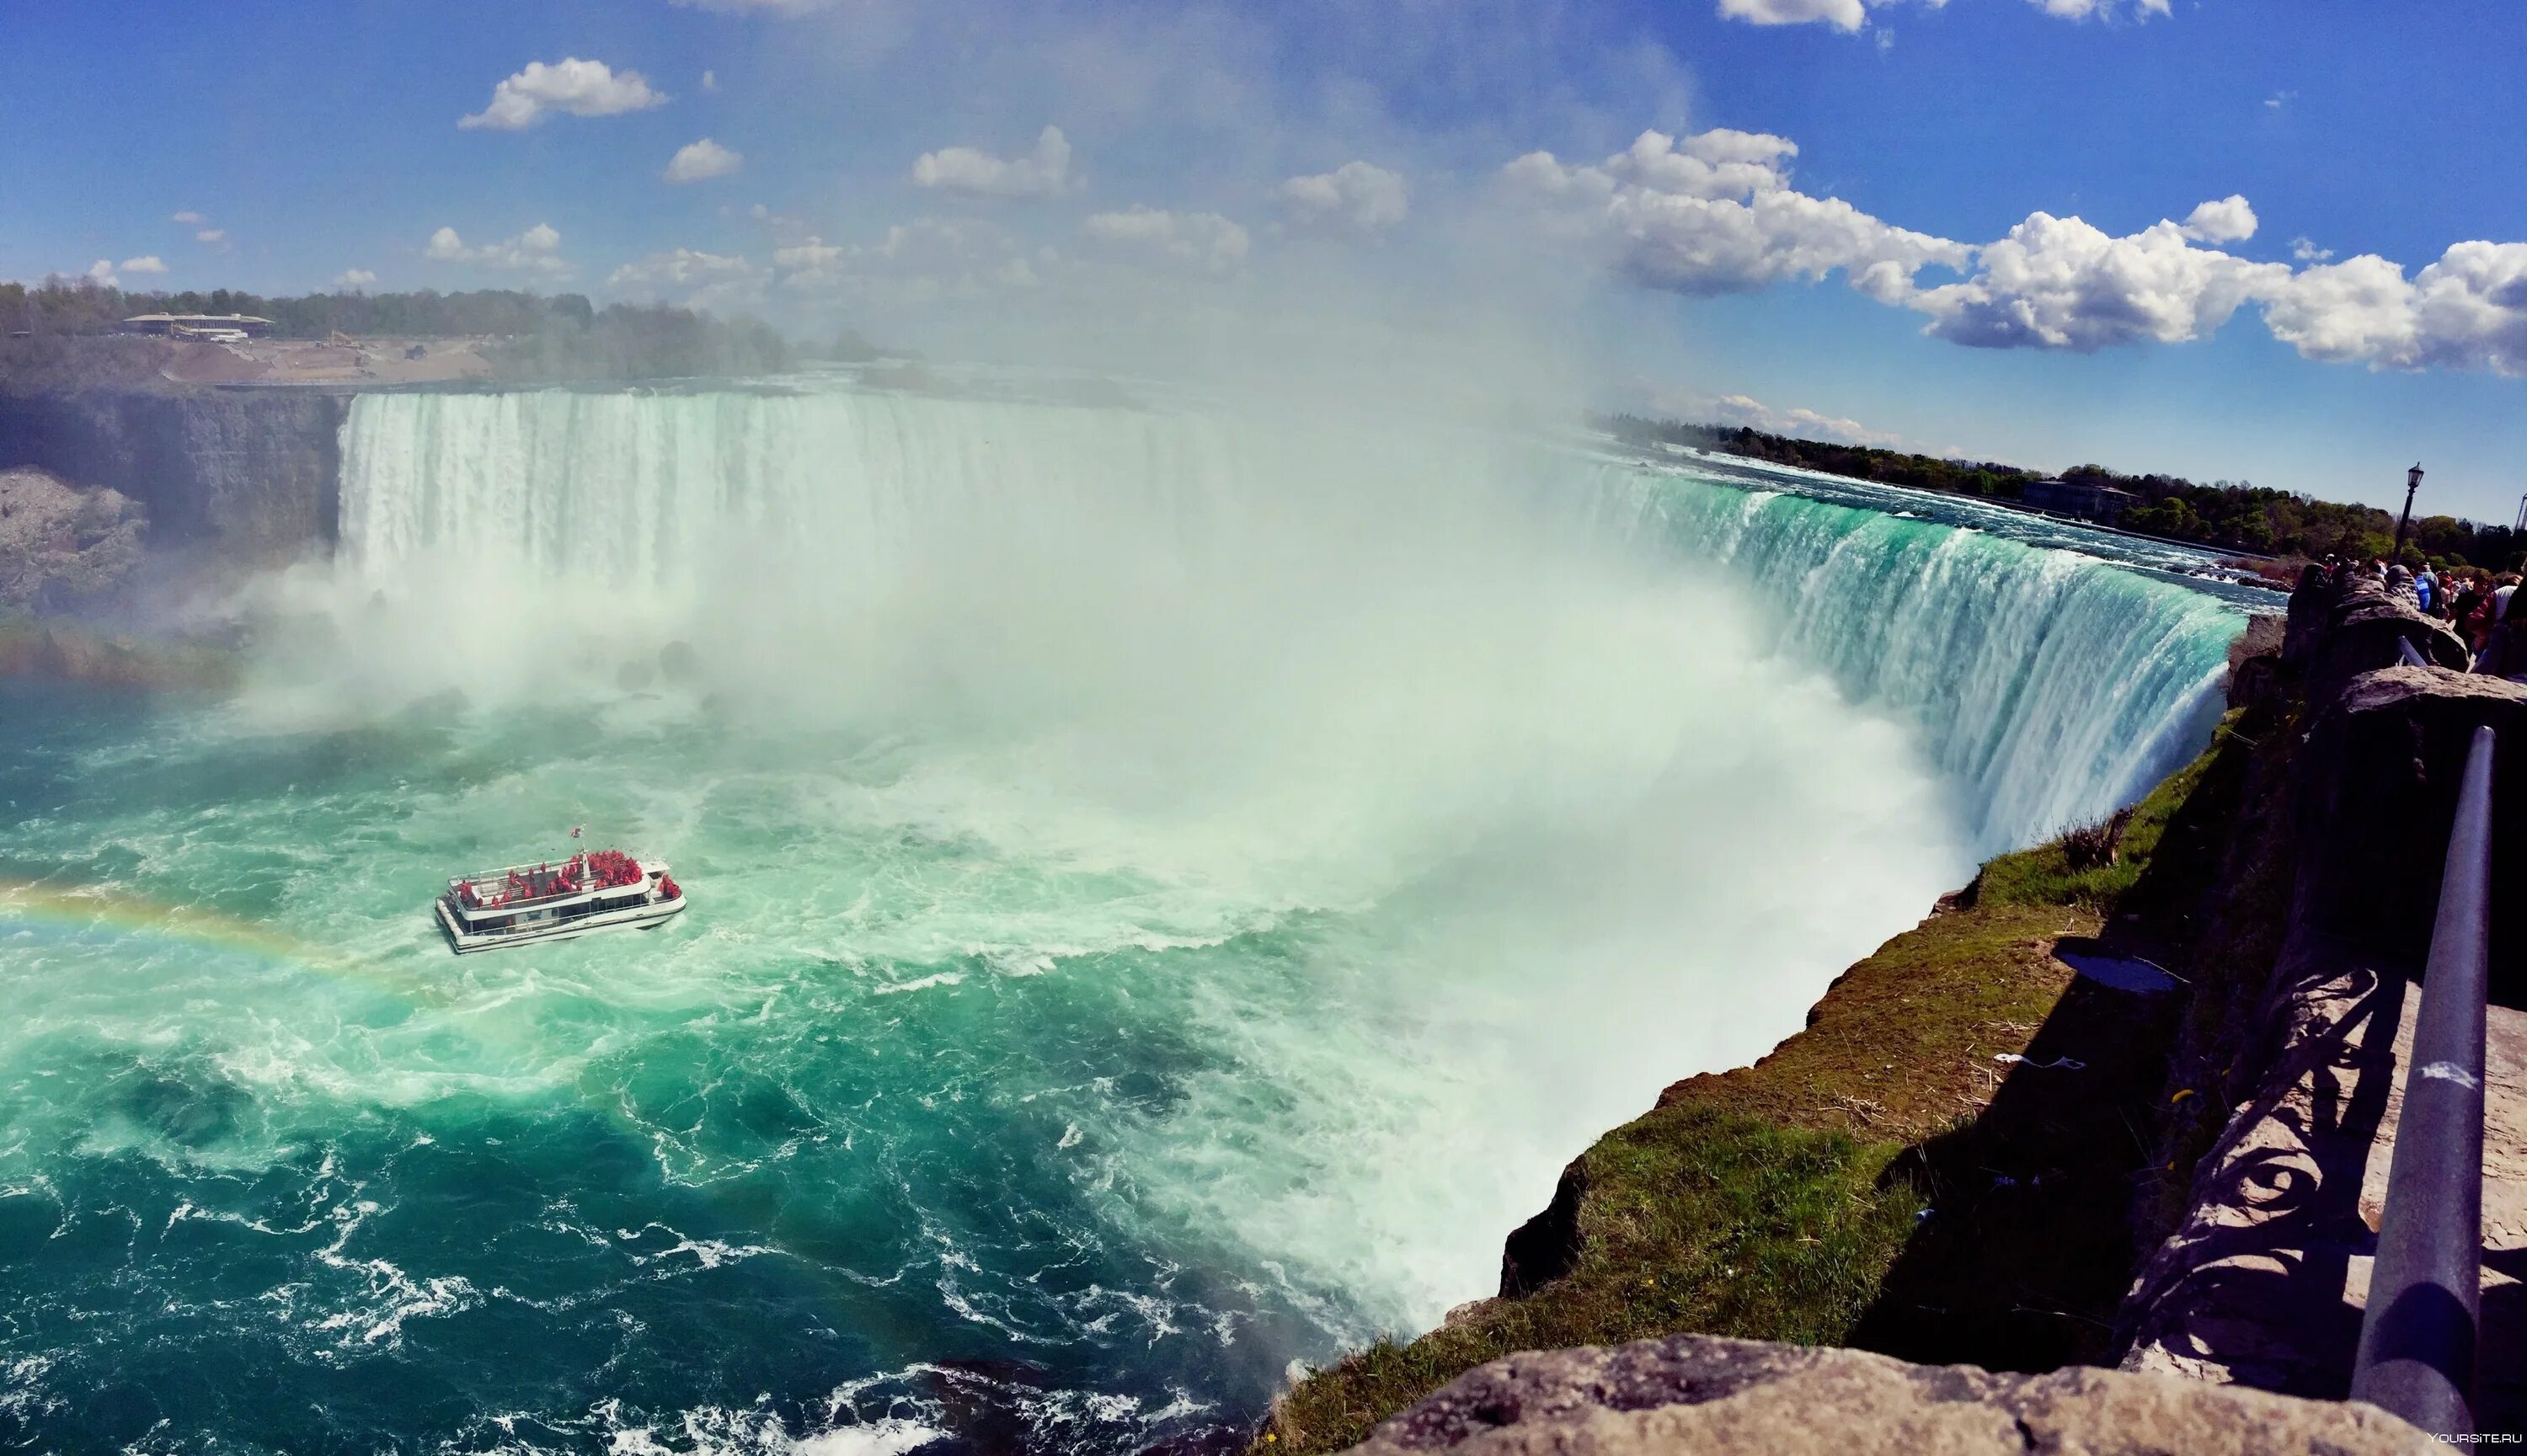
[2026,0,2170,17]
[85,260,118,286]
[911,126,1076,199]
[195,229,227,245]
[1664,389,1910,448]
[460,58,667,131]
[1080,206,1250,276]
[170,211,206,226]
[1905,211,2285,350]
[333,269,378,291]
[773,217,1046,305]
[2265,90,2297,110]
[702,70,719,92]
[1718,0,2163,26]
[670,0,835,11]
[774,237,846,271]
[2260,243,2527,376]
[665,138,745,183]
[424,223,571,277]
[1503,129,1969,299]
[2178,195,2257,244]
[606,248,767,307]
[1277,162,1409,235]
[119,255,168,275]
[607,248,757,289]
[1718,0,1873,30]
[1496,118,2527,379]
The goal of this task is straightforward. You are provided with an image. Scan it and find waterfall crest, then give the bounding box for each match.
[338,387,2240,851]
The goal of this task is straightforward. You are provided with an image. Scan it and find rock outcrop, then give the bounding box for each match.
[0,387,345,561]
[1337,1335,2430,1456]
[0,466,147,613]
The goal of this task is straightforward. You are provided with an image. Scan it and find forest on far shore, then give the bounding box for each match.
[1600,413,2525,575]
[0,277,885,388]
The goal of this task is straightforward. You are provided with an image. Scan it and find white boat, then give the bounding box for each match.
[435,849,685,954]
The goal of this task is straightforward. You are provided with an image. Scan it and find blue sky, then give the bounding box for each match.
[4,0,2524,523]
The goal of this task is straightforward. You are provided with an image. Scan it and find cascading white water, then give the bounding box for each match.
[0,382,2252,1454]
[337,387,2239,851]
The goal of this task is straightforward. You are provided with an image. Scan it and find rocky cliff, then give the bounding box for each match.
[0,387,345,562]
[1335,1334,2428,1456]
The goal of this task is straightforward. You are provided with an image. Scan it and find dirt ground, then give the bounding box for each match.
[157,335,494,387]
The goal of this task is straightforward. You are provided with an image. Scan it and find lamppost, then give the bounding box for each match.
[2393,462,2423,563]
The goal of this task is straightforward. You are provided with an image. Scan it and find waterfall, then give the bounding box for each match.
[336,387,2240,851]
[1588,469,2239,849]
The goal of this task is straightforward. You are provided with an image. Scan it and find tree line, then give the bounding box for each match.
[1,276,803,385]
[1600,413,2525,574]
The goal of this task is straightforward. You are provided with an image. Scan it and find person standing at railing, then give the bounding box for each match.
[2475,578,2527,680]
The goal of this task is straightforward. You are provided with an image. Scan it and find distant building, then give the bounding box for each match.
[121,312,275,339]
[2022,477,2136,524]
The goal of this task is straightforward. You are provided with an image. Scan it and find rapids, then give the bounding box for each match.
[0,382,2244,1454]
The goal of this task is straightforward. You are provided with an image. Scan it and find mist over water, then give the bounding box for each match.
[0,383,2240,1454]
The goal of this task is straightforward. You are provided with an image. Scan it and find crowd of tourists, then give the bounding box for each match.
[2321,555,2527,679]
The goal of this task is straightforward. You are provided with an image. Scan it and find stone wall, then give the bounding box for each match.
[2116,573,2527,1419]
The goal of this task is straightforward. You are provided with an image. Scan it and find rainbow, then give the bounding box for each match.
[0,879,427,1002]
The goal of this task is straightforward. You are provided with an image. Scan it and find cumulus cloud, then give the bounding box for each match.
[424,223,571,277]
[1503,129,1969,300]
[665,138,745,183]
[911,126,1076,199]
[1718,0,1874,30]
[1504,120,2527,377]
[2261,243,2527,375]
[460,58,667,131]
[1664,389,1911,448]
[606,247,767,307]
[1080,206,1250,277]
[1904,211,2285,350]
[1277,162,1410,235]
[334,269,378,291]
[196,229,227,245]
[607,248,758,289]
[2024,0,2171,17]
[774,217,1046,305]
[1720,0,2163,27]
[119,256,168,276]
[171,211,206,226]
[2178,195,2257,243]
[84,260,118,286]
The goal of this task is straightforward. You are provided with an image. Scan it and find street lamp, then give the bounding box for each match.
[2393,462,2423,563]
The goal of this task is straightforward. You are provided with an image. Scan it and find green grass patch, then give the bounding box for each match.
[1261,1106,1917,1456]
[1258,711,2285,1455]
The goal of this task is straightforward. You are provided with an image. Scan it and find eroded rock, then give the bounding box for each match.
[1341,1334,2430,1456]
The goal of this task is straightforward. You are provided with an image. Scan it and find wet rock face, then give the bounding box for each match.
[0,387,345,561]
[1341,1335,2432,1456]
[0,466,147,613]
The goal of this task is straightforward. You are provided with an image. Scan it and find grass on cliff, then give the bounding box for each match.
[1258,713,2268,1456]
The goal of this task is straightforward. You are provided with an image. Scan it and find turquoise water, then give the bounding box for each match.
[0,387,2244,1454]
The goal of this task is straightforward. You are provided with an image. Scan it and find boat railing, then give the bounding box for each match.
[2348,723,2495,1437]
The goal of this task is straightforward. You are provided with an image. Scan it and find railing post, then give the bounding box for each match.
[2350,724,2495,1436]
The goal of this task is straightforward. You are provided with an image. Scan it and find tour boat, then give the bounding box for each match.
[435,849,685,954]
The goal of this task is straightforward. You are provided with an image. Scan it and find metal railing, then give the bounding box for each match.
[2397,636,2431,669]
[2350,724,2496,1436]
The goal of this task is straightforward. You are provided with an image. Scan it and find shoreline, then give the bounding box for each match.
[1258,633,2295,1453]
